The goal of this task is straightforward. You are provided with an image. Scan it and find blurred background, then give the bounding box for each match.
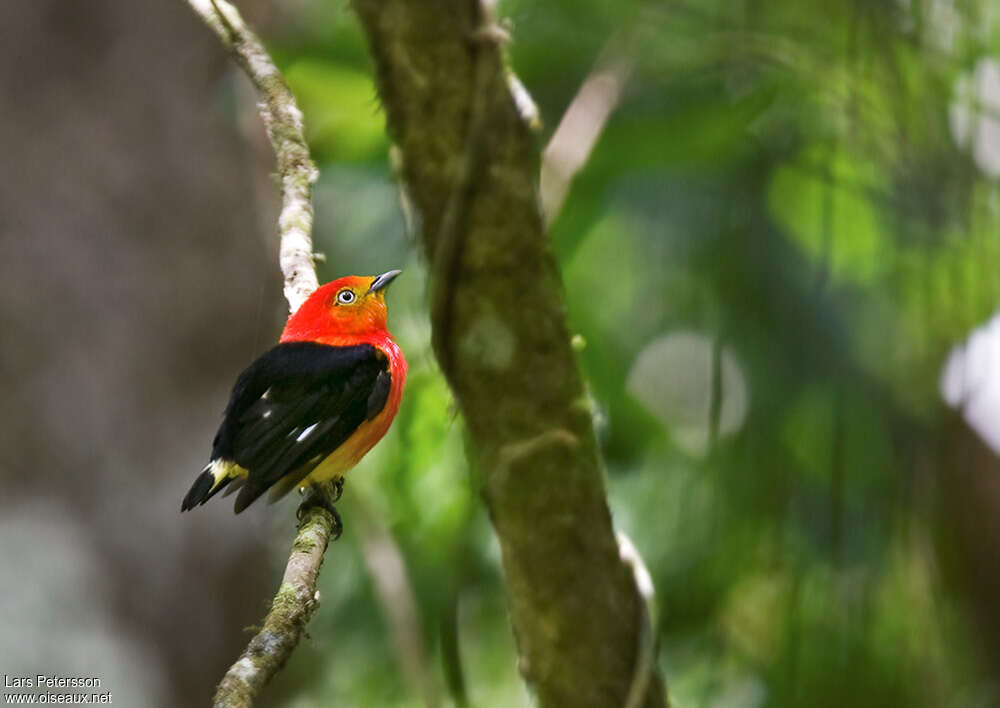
[3,0,1000,706]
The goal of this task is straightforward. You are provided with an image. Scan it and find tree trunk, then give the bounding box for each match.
[352,2,667,706]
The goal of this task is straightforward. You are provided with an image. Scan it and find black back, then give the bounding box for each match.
[195,341,391,512]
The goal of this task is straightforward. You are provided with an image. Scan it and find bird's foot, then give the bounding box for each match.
[297,480,344,540]
[329,476,344,503]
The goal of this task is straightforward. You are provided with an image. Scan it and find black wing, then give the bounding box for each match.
[182,341,391,513]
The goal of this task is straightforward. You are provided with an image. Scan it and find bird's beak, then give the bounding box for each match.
[367,269,402,294]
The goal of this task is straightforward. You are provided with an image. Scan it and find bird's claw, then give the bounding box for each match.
[328,508,343,541]
[297,480,344,540]
[329,476,344,503]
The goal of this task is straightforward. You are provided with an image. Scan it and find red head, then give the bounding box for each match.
[280,270,401,345]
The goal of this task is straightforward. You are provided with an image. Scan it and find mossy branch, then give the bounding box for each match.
[212,507,339,708]
[183,1,337,705]
[351,0,667,705]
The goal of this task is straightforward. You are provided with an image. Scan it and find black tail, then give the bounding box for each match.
[181,465,232,511]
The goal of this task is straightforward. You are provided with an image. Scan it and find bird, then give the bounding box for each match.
[181,270,407,514]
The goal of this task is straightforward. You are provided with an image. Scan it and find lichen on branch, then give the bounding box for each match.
[212,507,339,708]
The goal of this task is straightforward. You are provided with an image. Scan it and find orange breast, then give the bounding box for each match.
[300,336,406,486]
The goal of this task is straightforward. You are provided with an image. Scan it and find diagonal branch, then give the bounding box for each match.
[189,0,319,314]
[212,506,339,707]
[183,1,336,706]
[540,33,633,225]
[351,1,667,705]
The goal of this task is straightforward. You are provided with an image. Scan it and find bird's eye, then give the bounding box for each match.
[336,289,356,305]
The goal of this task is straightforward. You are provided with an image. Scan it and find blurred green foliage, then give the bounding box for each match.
[249,1,1000,705]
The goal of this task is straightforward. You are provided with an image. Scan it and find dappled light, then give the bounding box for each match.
[627,331,748,458]
[950,57,1000,178]
[5,0,1000,706]
[942,313,1000,453]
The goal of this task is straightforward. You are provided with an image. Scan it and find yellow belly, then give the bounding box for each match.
[209,360,400,498]
[297,406,394,487]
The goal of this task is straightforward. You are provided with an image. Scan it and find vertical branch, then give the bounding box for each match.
[439,589,470,708]
[183,1,336,706]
